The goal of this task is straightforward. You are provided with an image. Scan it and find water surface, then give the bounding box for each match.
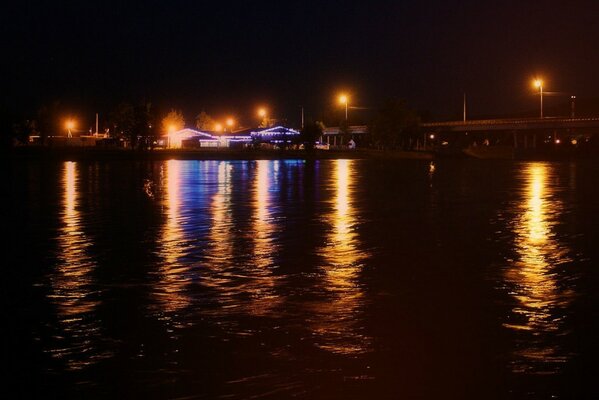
[4,158,599,399]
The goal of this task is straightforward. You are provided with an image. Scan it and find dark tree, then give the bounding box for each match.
[109,102,136,146]
[133,102,155,150]
[109,101,158,149]
[36,101,63,144]
[300,121,324,152]
[195,111,215,131]
[10,119,35,145]
[369,98,420,150]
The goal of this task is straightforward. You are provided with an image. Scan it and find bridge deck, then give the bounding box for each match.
[421,117,599,131]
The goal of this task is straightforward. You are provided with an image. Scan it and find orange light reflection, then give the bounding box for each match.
[504,163,574,373]
[48,161,108,369]
[202,162,236,303]
[246,160,281,316]
[154,160,192,316]
[312,159,370,355]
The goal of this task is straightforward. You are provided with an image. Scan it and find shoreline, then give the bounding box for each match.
[3,147,435,162]
[5,145,595,162]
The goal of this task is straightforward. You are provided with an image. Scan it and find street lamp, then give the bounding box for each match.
[534,79,543,118]
[338,94,348,120]
[258,107,267,127]
[65,119,75,137]
[226,118,235,132]
[167,124,176,148]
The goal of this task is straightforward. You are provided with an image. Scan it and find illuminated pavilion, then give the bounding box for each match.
[164,125,301,149]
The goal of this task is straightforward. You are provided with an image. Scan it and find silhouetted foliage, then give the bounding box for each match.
[161,109,185,134]
[195,111,215,131]
[11,120,34,145]
[300,121,324,152]
[109,102,135,142]
[36,101,64,144]
[107,101,156,149]
[369,98,420,149]
[133,102,155,149]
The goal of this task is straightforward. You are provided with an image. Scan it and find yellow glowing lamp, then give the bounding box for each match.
[226,118,234,127]
[338,94,348,105]
[65,119,76,137]
[214,123,223,132]
[533,79,543,88]
[258,108,267,118]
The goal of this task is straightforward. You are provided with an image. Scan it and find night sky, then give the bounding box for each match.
[3,0,599,127]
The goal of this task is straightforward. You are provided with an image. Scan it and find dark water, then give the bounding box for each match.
[3,158,599,399]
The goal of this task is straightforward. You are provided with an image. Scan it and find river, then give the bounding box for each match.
[3,158,599,398]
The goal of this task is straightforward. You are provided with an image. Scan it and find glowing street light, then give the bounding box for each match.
[214,123,223,132]
[258,107,268,127]
[226,118,235,132]
[534,79,544,118]
[338,93,349,120]
[166,124,177,148]
[65,119,75,137]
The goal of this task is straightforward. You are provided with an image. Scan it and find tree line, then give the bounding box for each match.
[2,97,425,151]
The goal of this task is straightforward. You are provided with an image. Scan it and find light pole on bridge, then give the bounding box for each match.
[338,94,349,121]
[534,79,544,119]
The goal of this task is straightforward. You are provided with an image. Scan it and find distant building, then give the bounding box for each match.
[250,125,300,146]
[321,125,368,146]
[163,128,216,148]
[164,125,300,149]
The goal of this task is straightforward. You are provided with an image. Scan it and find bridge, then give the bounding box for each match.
[421,117,599,132]
[420,116,599,154]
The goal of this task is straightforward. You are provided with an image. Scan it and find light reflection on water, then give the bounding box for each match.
[501,162,575,374]
[201,160,283,320]
[201,161,238,318]
[151,160,285,326]
[311,159,371,355]
[246,160,282,316]
[152,159,192,316]
[26,159,595,397]
[46,161,111,370]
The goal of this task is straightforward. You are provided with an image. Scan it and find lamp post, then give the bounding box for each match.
[65,120,75,138]
[167,124,176,148]
[258,108,267,127]
[338,94,348,121]
[534,79,543,118]
[226,118,235,132]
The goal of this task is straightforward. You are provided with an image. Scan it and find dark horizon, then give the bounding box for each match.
[3,1,599,128]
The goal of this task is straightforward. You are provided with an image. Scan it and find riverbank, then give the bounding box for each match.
[4,146,436,161]
[5,145,597,162]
